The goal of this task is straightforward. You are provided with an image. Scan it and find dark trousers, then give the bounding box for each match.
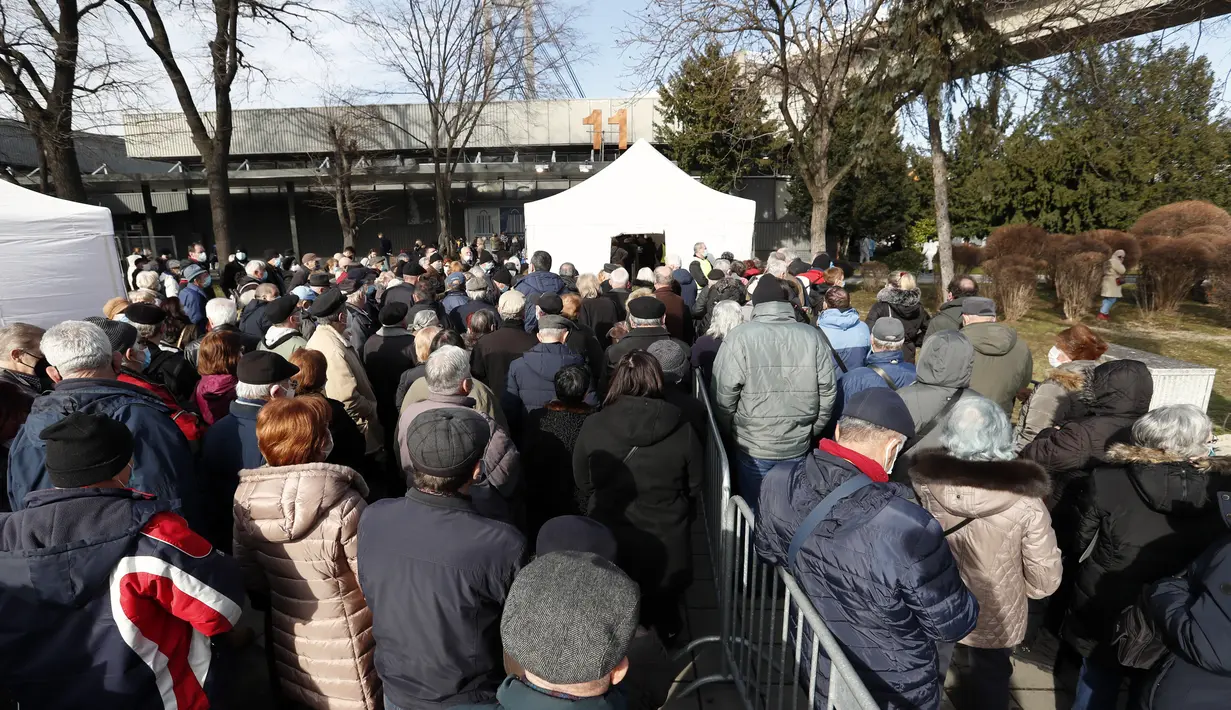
[950,646,1013,710]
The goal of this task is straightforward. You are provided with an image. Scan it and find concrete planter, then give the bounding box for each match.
[1103,344,1216,411]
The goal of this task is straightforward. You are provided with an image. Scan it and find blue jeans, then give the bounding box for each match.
[1100,297,1117,314]
[735,452,804,513]
[1072,656,1143,710]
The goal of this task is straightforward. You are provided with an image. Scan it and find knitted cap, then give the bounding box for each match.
[40,412,134,487]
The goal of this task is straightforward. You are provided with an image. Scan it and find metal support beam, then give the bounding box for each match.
[286,182,301,259]
[140,182,157,252]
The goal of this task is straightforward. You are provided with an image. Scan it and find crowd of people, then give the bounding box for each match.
[0,236,1225,710]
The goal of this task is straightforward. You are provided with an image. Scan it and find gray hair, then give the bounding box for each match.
[577,273,600,299]
[713,259,732,273]
[234,380,290,401]
[870,335,904,352]
[609,268,630,288]
[666,254,681,269]
[653,266,673,286]
[559,262,577,277]
[42,321,112,376]
[693,241,706,255]
[425,344,471,395]
[940,396,1014,461]
[1132,404,1213,459]
[128,289,158,304]
[498,290,526,319]
[135,271,159,290]
[767,254,788,277]
[466,287,488,301]
[0,323,45,359]
[206,298,238,328]
[836,416,907,448]
[245,260,266,278]
[636,267,654,283]
[254,283,279,301]
[134,322,161,342]
[707,300,744,339]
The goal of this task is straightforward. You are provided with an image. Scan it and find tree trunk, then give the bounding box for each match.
[434,167,450,249]
[43,136,88,202]
[927,89,955,294]
[205,157,232,260]
[809,195,830,256]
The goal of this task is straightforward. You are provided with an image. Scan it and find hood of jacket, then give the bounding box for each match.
[750,301,796,323]
[712,277,746,303]
[521,342,584,379]
[197,373,237,399]
[34,377,170,417]
[672,268,694,288]
[603,396,682,447]
[235,462,368,541]
[517,270,566,296]
[909,452,1051,518]
[1048,360,1098,392]
[1105,444,1231,515]
[817,308,862,330]
[263,325,302,348]
[915,330,974,388]
[1088,359,1153,418]
[876,286,923,316]
[963,322,1019,357]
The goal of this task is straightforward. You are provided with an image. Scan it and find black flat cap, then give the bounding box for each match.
[308,288,345,318]
[309,273,333,288]
[40,412,134,488]
[537,293,563,315]
[627,297,666,320]
[236,351,299,386]
[86,317,138,353]
[842,388,915,438]
[961,297,997,317]
[380,301,409,327]
[405,262,426,277]
[264,294,299,325]
[124,303,166,326]
[490,268,512,287]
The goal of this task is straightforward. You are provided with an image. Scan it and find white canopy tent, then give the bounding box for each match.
[0,181,126,328]
[524,140,756,273]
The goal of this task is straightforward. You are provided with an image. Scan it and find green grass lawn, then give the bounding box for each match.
[849,283,1231,431]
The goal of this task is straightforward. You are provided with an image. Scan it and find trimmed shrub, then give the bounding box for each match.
[1050,234,1111,321]
[860,261,890,291]
[951,244,983,272]
[1136,235,1215,314]
[983,255,1038,322]
[984,224,1050,262]
[1131,201,1231,238]
[883,250,925,273]
[1083,229,1141,270]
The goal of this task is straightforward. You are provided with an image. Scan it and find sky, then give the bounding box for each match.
[17,0,1231,134]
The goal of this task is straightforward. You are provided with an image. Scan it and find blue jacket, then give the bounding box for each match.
[442,290,470,323]
[180,282,209,327]
[673,268,697,310]
[0,487,244,710]
[8,378,194,514]
[1145,533,1231,709]
[756,446,978,710]
[816,308,870,371]
[515,271,568,333]
[199,399,265,550]
[505,342,589,414]
[835,351,917,419]
[359,489,526,709]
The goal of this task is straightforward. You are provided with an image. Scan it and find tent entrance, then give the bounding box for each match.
[610,233,664,274]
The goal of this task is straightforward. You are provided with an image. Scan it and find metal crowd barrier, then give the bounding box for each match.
[682,372,880,710]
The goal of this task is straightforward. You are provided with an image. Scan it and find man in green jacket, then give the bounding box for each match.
[960,297,1033,414]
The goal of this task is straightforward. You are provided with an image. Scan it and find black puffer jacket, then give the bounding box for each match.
[865,287,930,363]
[1060,445,1231,659]
[1020,360,1152,488]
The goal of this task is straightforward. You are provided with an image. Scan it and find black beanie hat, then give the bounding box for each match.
[751,275,788,305]
[40,412,134,487]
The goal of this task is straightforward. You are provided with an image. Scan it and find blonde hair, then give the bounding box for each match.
[415,325,442,364]
[577,273,600,299]
[890,271,917,291]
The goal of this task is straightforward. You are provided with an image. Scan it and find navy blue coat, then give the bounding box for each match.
[199,399,265,550]
[359,489,526,709]
[514,271,568,333]
[834,351,917,421]
[505,342,589,414]
[756,446,978,710]
[8,378,194,515]
[442,290,470,329]
[1145,532,1231,709]
[180,282,209,327]
[673,268,697,310]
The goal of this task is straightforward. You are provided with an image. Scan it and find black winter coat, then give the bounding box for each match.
[362,326,416,447]
[579,296,622,349]
[1060,446,1231,659]
[145,347,199,408]
[471,320,538,401]
[521,403,597,538]
[865,287,929,363]
[603,327,690,385]
[1144,528,1231,709]
[573,396,702,597]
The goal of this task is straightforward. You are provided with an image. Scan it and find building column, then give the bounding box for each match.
[286,181,301,258]
[140,182,157,253]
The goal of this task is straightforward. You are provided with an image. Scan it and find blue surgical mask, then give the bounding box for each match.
[202,275,212,288]
[236,251,247,261]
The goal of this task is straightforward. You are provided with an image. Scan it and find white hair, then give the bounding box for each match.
[767,254,788,277]
[498,290,526,319]
[666,254,681,269]
[135,271,159,290]
[941,396,1015,461]
[707,301,744,339]
[235,379,291,401]
[128,289,158,304]
[245,260,266,278]
[42,321,112,376]
[836,416,907,449]
[871,335,904,352]
[206,298,238,328]
[134,322,160,342]
[653,266,673,286]
[693,242,706,255]
[1132,404,1213,459]
[425,345,471,395]
[609,268,629,288]
[636,267,653,283]
[714,259,732,273]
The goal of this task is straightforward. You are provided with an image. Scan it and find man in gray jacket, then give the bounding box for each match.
[711,275,837,511]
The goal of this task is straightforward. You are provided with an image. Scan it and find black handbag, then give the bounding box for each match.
[1113,593,1169,670]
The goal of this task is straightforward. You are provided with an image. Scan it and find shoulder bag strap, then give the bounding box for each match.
[944,518,975,536]
[787,472,873,569]
[815,327,848,374]
[908,388,967,451]
[867,364,898,391]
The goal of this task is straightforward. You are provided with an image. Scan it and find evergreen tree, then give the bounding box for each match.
[656,44,782,192]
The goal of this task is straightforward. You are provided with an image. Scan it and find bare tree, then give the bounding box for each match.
[0,0,135,201]
[114,0,315,259]
[350,0,580,248]
[302,107,388,248]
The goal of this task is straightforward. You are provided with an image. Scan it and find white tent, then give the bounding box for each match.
[0,180,126,328]
[524,140,756,272]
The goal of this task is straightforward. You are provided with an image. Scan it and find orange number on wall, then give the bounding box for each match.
[582,109,602,151]
[608,109,627,150]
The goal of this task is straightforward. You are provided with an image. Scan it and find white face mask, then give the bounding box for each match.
[235,251,247,261]
[883,442,902,473]
[321,431,334,459]
[1047,346,1068,368]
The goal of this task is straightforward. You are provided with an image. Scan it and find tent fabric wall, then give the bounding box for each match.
[0,181,126,328]
[524,140,756,273]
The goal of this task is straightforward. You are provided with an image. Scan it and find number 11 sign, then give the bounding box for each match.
[581,109,628,151]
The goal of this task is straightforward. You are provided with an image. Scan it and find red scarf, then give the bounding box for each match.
[818,439,889,483]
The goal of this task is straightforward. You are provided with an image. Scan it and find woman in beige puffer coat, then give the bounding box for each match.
[233,396,380,710]
[910,395,1062,710]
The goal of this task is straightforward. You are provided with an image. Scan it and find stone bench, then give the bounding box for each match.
[1103,343,1216,411]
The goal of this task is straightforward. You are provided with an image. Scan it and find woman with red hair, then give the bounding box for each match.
[1014,324,1109,452]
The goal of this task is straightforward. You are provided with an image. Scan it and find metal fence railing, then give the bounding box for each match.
[679,372,881,710]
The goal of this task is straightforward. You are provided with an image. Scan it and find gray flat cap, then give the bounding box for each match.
[961,297,997,317]
[501,551,640,684]
[871,317,905,343]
